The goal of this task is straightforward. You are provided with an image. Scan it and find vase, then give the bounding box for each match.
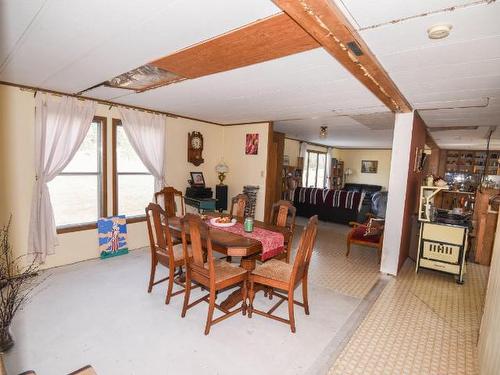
[0,325,14,352]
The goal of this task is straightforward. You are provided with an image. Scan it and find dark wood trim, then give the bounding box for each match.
[0,80,223,126]
[264,122,275,223]
[272,0,411,113]
[284,136,392,151]
[95,116,108,218]
[112,119,119,215]
[57,222,97,234]
[126,215,147,224]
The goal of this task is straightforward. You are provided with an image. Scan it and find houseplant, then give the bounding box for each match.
[0,216,41,352]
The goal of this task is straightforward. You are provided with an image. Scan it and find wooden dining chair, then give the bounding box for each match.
[145,203,191,304]
[269,200,297,263]
[248,215,318,333]
[154,186,185,218]
[229,194,248,219]
[180,213,248,335]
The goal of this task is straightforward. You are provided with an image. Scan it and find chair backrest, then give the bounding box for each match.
[270,200,296,231]
[290,215,318,286]
[145,203,175,260]
[230,194,248,219]
[180,213,214,280]
[154,186,185,217]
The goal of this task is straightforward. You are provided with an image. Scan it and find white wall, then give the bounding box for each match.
[381,112,414,276]
[0,84,267,268]
[478,213,500,375]
[335,149,392,189]
[223,123,270,221]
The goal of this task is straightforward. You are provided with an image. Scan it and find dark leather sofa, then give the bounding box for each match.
[343,183,383,221]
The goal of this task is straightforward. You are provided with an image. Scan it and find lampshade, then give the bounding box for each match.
[215,160,229,174]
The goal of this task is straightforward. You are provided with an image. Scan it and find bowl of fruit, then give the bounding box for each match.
[210,216,237,227]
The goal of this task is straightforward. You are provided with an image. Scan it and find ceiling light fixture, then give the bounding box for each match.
[320,126,328,139]
[427,24,452,39]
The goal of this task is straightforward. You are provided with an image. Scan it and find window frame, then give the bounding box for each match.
[56,116,108,234]
[305,150,327,188]
[112,118,151,223]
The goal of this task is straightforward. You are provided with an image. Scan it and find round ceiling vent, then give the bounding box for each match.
[427,24,452,39]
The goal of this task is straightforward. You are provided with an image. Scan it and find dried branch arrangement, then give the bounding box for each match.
[0,216,42,352]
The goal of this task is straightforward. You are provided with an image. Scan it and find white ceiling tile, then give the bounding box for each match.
[359,2,500,56]
[0,0,46,70]
[339,0,485,29]
[82,86,133,101]
[0,0,281,92]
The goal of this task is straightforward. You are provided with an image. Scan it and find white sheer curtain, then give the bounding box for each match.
[299,141,308,186]
[325,147,332,189]
[118,108,166,193]
[28,93,96,263]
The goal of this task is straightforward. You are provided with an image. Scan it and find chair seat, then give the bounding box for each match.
[156,243,191,262]
[350,225,381,243]
[251,259,292,283]
[207,260,247,283]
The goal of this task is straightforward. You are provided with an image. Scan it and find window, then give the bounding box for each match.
[112,119,154,218]
[305,150,327,188]
[48,117,107,231]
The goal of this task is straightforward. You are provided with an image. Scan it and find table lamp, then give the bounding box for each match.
[215,160,229,185]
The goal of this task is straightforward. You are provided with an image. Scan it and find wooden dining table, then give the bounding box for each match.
[166,213,291,310]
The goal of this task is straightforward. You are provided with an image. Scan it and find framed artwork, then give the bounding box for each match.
[361,160,378,173]
[190,171,205,186]
[245,133,259,155]
[98,215,128,259]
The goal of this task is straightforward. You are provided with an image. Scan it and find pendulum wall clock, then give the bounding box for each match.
[188,131,204,166]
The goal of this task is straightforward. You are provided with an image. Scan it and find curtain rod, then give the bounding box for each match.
[285,136,332,149]
[0,80,224,126]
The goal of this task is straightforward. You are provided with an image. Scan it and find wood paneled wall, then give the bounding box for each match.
[398,112,428,269]
[264,130,285,223]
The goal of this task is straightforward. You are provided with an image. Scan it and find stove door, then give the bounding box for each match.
[422,241,461,263]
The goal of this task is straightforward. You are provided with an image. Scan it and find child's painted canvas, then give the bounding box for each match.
[98,215,128,259]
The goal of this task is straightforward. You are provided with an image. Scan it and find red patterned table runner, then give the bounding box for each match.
[206,221,284,261]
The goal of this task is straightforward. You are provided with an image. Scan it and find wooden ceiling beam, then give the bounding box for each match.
[151,13,320,80]
[272,0,412,113]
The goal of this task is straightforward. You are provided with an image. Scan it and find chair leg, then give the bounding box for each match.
[204,290,216,335]
[181,272,191,318]
[288,290,296,333]
[241,280,248,316]
[147,260,157,293]
[165,267,175,305]
[248,280,255,318]
[302,277,310,315]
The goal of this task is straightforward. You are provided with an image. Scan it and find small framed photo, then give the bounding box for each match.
[361,160,378,173]
[190,171,205,186]
[245,133,259,155]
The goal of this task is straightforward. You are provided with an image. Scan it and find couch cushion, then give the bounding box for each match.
[351,225,381,243]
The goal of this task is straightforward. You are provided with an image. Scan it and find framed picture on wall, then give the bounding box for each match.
[245,133,259,155]
[361,160,378,173]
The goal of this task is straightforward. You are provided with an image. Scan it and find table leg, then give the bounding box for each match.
[220,256,264,311]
